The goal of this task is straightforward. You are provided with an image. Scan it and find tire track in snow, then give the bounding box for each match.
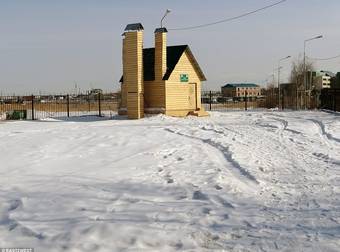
[267,116,304,136]
[0,199,45,240]
[267,114,338,167]
[164,128,258,184]
[219,114,332,210]
[263,115,339,215]
[308,119,340,145]
[307,119,340,172]
[269,114,340,168]
[270,117,288,133]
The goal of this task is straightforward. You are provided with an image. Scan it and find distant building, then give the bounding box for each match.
[313,71,333,90]
[305,71,334,90]
[314,75,331,90]
[89,88,103,95]
[221,83,261,100]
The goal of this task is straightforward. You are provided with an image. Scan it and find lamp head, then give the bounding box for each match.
[161,9,172,27]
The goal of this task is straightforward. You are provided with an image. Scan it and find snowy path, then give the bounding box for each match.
[0,111,340,251]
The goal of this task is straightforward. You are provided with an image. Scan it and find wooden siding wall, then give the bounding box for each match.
[144,31,167,110]
[155,32,167,81]
[144,80,165,108]
[123,31,144,119]
[120,83,127,109]
[165,51,202,115]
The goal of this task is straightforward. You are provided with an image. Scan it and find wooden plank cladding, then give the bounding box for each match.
[122,28,144,119]
[119,23,207,119]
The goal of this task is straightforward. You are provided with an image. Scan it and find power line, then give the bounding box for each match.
[307,54,340,61]
[169,0,288,31]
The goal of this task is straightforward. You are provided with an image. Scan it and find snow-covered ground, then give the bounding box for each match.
[1,111,340,251]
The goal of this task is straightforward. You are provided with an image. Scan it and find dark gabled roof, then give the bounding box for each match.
[222,83,259,88]
[119,45,206,82]
[143,48,155,81]
[163,45,188,81]
[143,45,188,81]
[124,23,144,31]
[320,71,335,77]
[154,27,168,33]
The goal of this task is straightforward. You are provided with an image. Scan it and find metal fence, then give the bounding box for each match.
[2,89,335,120]
[0,93,120,120]
[201,91,279,111]
[201,90,321,112]
[320,88,340,112]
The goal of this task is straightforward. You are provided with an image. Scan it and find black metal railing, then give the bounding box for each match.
[1,89,333,120]
[201,91,278,111]
[320,89,340,112]
[201,90,319,112]
[0,92,120,120]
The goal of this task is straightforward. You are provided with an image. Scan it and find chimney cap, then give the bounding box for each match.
[154,27,168,33]
[124,23,144,32]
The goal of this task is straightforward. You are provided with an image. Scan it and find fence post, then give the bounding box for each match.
[334,91,336,112]
[88,92,90,112]
[98,93,102,117]
[282,89,284,111]
[31,94,34,120]
[245,91,248,111]
[296,88,298,110]
[209,91,212,111]
[67,94,70,117]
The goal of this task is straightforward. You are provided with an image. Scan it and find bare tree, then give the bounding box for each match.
[290,55,315,90]
[264,80,279,108]
[289,55,317,109]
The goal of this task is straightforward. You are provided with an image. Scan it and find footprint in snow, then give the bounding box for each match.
[167,178,174,184]
[192,191,209,201]
[215,185,223,190]
[214,196,234,208]
[202,207,211,214]
[8,199,22,211]
[164,173,175,184]
[223,214,229,220]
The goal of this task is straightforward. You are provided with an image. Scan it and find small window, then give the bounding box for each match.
[180,74,189,82]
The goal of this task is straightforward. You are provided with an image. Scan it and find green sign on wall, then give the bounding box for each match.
[180,74,189,82]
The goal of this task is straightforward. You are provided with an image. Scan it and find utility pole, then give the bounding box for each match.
[278,56,291,109]
[303,35,323,109]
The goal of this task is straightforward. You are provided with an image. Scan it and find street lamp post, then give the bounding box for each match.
[268,73,275,107]
[303,35,323,109]
[278,56,291,109]
[160,9,171,28]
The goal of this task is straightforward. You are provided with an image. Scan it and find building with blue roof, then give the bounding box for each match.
[221,83,261,100]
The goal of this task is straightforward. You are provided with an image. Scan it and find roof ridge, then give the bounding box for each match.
[143,45,188,50]
[120,45,206,82]
[223,83,259,87]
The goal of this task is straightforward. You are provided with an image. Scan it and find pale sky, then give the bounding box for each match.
[1,0,340,94]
